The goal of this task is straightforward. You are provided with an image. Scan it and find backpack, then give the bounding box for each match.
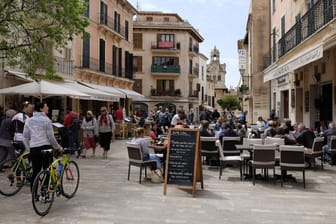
[70,114,80,131]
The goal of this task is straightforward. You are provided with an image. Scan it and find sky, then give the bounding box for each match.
[128,0,250,89]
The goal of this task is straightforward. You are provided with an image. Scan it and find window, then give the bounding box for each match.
[157,80,174,93]
[100,1,107,25]
[201,66,204,80]
[189,37,193,51]
[112,45,117,75]
[133,79,142,94]
[99,38,105,72]
[146,16,153,21]
[164,17,169,22]
[218,75,221,81]
[125,51,133,79]
[84,0,90,18]
[153,57,178,66]
[114,11,120,33]
[281,15,285,36]
[133,56,143,72]
[189,60,192,74]
[158,34,174,42]
[118,47,122,77]
[82,32,90,68]
[133,33,143,49]
[64,48,71,60]
[125,20,129,41]
[272,0,276,13]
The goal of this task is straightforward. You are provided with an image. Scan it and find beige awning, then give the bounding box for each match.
[115,87,144,100]
[79,82,126,98]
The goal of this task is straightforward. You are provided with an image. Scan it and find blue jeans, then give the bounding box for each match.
[148,154,162,169]
[323,144,331,161]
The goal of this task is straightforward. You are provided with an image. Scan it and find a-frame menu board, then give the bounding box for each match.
[163,128,203,197]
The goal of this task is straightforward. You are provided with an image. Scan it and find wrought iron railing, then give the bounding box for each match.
[80,56,133,79]
[54,56,74,75]
[266,0,336,66]
[98,13,126,38]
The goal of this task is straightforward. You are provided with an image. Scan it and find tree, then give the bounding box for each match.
[0,0,89,79]
[217,95,241,111]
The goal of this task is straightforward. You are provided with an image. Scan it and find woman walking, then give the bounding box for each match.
[98,107,115,158]
[81,110,98,158]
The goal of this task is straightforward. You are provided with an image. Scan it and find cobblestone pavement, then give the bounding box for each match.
[1,139,336,224]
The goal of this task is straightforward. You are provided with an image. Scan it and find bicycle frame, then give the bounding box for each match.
[45,153,72,193]
[12,151,30,177]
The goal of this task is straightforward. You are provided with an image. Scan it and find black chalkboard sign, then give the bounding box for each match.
[164,128,203,196]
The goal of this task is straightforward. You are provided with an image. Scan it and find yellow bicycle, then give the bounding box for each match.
[31,148,80,216]
[0,142,32,196]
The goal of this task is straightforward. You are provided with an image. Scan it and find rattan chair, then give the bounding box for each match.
[250,144,277,185]
[126,142,156,183]
[279,145,306,188]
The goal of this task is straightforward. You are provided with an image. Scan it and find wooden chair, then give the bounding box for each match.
[279,145,306,188]
[217,137,242,180]
[200,136,218,166]
[250,144,277,185]
[126,142,156,183]
[304,136,324,169]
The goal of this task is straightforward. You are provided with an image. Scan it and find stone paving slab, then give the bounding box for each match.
[1,139,336,223]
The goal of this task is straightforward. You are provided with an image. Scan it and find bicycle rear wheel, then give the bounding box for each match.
[0,159,26,196]
[32,170,55,216]
[61,160,80,198]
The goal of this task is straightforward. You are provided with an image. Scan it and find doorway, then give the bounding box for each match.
[281,90,289,120]
[321,83,332,125]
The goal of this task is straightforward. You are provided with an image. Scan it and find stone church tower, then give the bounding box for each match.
[206,47,227,111]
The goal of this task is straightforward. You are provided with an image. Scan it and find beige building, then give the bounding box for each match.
[241,0,271,123]
[71,0,138,115]
[1,0,139,118]
[132,11,204,114]
[264,0,336,128]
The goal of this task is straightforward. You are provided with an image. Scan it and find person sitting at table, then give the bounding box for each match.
[322,122,336,164]
[200,120,215,137]
[264,120,277,137]
[150,122,163,140]
[295,123,316,167]
[218,122,238,143]
[273,126,296,145]
[132,127,163,182]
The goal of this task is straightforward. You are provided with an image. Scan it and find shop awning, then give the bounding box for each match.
[61,81,119,102]
[0,80,90,99]
[263,44,323,82]
[115,87,144,100]
[4,70,33,82]
[79,82,126,98]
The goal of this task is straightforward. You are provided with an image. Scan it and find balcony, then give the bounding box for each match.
[97,13,125,39]
[54,56,74,75]
[80,56,133,80]
[150,88,181,97]
[151,64,180,74]
[189,90,199,98]
[189,67,199,77]
[266,0,336,66]
[188,45,199,57]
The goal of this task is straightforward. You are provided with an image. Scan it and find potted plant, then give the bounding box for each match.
[174,88,181,96]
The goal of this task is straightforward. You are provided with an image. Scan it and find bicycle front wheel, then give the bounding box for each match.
[0,159,26,196]
[61,160,80,198]
[32,170,55,216]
